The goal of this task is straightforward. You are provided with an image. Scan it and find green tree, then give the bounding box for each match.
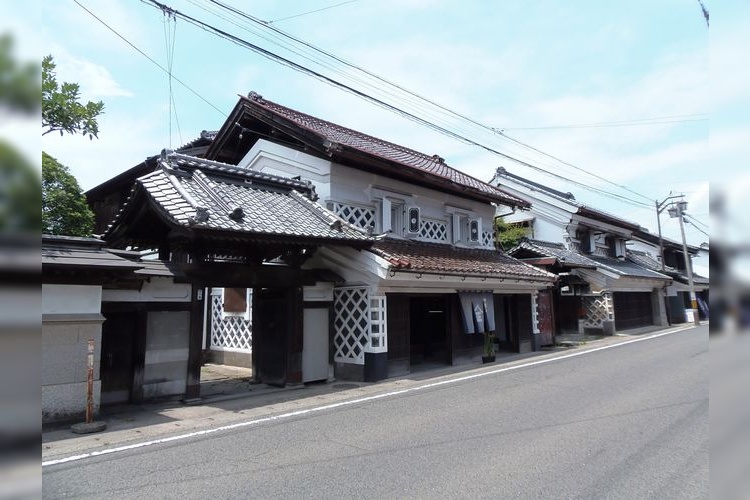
[42,152,94,236]
[0,33,41,234]
[42,55,104,138]
[40,53,104,236]
[0,142,41,232]
[495,217,529,251]
[0,34,40,114]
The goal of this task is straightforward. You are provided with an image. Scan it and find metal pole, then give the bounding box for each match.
[676,205,700,326]
[86,338,94,424]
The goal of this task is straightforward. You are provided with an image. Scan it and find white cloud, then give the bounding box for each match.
[42,107,166,190]
[47,45,132,99]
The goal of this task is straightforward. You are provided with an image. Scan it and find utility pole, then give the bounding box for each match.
[669,200,701,326]
[655,194,685,325]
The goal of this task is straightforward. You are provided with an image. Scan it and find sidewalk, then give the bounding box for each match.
[42,323,695,464]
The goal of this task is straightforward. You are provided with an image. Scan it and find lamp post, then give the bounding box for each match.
[655,194,686,272]
[668,200,701,326]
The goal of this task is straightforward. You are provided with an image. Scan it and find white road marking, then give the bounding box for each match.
[42,324,695,467]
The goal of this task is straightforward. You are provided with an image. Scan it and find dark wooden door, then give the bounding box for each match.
[254,288,290,386]
[613,292,653,330]
[537,290,555,346]
[100,311,137,405]
[409,296,450,365]
[557,295,581,333]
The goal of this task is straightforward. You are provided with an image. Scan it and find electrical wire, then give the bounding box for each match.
[684,213,709,230]
[267,0,363,24]
[502,115,708,131]
[498,131,654,204]
[201,0,689,209]
[145,0,657,209]
[72,0,225,117]
[685,220,709,237]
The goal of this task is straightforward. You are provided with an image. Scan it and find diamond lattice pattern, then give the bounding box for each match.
[333,287,369,364]
[368,296,387,353]
[419,219,448,242]
[330,202,376,230]
[482,230,494,248]
[583,293,614,328]
[210,292,252,351]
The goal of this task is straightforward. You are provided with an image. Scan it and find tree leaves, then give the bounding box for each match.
[495,217,529,251]
[42,152,94,236]
[41,55,104,138]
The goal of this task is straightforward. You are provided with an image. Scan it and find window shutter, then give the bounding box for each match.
[223,288,247,313]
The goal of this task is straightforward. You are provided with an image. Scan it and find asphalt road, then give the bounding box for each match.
[43,326,708,499]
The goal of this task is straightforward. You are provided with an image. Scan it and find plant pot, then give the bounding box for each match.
[482,355,496,364]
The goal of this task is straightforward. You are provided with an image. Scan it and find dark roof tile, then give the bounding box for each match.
[369,238,555,280]
[105,153,371,246]
[241,92,528,208]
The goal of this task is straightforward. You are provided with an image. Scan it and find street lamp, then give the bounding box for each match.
[655,195,686,272]
[667,200,701,326]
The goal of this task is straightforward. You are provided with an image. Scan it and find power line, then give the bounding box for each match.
[190,0,658,208]
[72,0,225,117]
[205,0,499,138]
[502,115,708,131]
[498,131,654,204]
[267,0,363,24]
[697,0,709,27]
[684,213,709,230]
[685,220,709,237]
[143,0,658,210]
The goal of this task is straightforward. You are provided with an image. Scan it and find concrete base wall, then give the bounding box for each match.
[42,381,102,424]
[209,349,252,368]
[42,315,103,424]
[334,361,364,382]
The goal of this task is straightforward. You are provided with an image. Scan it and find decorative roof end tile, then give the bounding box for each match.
[189,207,210,225]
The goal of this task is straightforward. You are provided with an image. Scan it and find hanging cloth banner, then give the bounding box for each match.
[458,292,496,334]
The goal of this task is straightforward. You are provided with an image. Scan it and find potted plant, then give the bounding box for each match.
[482,331,496,363]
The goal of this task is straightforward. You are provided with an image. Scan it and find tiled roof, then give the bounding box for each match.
[627,250,709,285]
[43,235,143,272]
[369,239,555,280]
[104,152,371,245]
[512,239,670,280]
[240,92,529,208]
[511,239,598,268]
[585,254,671,280]
[176,130,217,152]
[492,166,640,230]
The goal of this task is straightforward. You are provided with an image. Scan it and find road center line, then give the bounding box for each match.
[43,325,694,467]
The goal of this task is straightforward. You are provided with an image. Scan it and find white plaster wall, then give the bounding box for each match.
[238,139,498,237]
[329,162,497,236]
[102,278,192,302]
[503,196,572,244]
[303,283,334,302]
[42,284,101,315]
[238,139,332,201]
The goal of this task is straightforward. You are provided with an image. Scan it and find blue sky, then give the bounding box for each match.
[7,1,748,273]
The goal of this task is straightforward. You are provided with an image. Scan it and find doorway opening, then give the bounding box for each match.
[409,295,450,366]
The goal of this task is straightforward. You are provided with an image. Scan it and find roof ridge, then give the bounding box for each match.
[241,92,528,208]
[166,151,314,192]
[288,190,371,237]
[246,92,443,164]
